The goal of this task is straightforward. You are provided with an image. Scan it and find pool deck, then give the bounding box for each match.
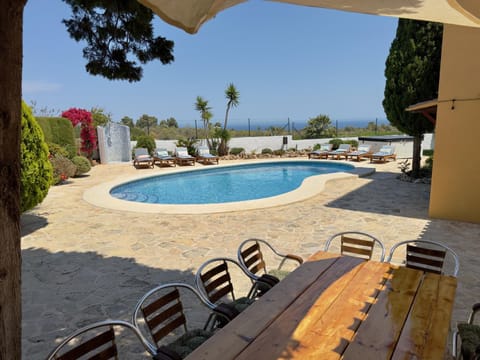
[21,157,480,359]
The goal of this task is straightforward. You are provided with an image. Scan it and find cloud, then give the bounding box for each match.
[22,80,62,93]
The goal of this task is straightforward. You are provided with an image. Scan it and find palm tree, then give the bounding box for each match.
[195,96,213,149]
[219,83,240,155]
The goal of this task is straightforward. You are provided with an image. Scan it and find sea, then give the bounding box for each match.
[222,118,391,131]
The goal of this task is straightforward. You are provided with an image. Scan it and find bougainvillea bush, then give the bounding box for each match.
[21,101,53,212]
[61,108,97,160]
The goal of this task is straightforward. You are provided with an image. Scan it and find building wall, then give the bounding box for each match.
[429,24,480,223]
[131,135,433,156]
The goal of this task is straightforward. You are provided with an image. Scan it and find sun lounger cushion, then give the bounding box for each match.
[176,148,192,157]
[357,145,370,152]
[166,329,214,358]
[458,323,480,359]
[155,149,169,157]
[198,147,217,158]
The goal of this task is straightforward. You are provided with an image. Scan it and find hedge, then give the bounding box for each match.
[37,117,76,158]
[21,101,53,212]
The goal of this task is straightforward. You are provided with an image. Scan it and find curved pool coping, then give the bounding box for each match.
[83,159,376,214]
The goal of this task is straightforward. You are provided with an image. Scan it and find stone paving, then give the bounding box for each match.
[21,158,480,359]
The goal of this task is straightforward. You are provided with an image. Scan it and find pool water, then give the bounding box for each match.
[110,161,354,205]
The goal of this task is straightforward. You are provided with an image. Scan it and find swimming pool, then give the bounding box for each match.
[110,161,355,205]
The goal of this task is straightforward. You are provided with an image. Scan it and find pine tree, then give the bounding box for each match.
[383,19,442,177]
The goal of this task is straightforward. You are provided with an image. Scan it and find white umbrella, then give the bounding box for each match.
[139,0,480,34]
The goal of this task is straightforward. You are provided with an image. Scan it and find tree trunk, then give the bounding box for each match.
[412,134,423,178]
[0,1,26,358]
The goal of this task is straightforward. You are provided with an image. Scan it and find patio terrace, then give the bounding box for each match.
[21,158,480,359]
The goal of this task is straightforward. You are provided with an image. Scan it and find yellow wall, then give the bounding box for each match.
[430,24,480,223]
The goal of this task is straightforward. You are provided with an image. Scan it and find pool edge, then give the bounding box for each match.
[83,159,376,214]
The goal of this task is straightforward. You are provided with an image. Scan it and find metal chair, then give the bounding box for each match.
[324,231,386,261]
[237,238,303,283]
[132,282,235,360]
[386,239,459,276]
[195,257,272,315]
[452,303,480,359]
[46,319,157,360]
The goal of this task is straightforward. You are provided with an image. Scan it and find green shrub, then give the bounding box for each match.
[344,139,359,149]
[130,127,146,140]
[424,155,434,170]
[229,147,244,156]
[36,117,76,158]
[329,138,343,150]
[50,155,77,185]
[21,101,53,212]
[47,143,70,158]
[328,138,358,150]
[176,137,198,156]
[273,149,285,156]
[72,156,91,176]
[261,148,273,154]
[136,135,156,154]
[423,149,434,156]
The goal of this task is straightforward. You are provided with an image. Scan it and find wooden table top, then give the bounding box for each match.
[186,251,457,360]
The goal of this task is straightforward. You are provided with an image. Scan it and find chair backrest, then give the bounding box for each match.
[237,238,303,277]
[155,148,169,157]
[197,146,211,156]
[133,283,215,348]
[175,147,189,157]
[336,144,351,152]
[238,239,268,276]
[320,143,332,151]
[46,320,156,360]
[387,240,459,276]
[357,144,371,152]
[324,231,386,261]
[135,147,149,157]
[195,257,254,305]
[378,145,394,155]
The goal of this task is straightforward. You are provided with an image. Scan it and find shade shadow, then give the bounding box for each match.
[325,169,431,220]
[21,213,48,237]
[22,247,198,359]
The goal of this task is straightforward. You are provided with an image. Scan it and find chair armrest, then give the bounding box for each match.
[469,303,480,324]
[285,254,304,264]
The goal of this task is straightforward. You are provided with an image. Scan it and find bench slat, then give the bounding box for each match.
[236,258,385,359]
[342,266,423,358]
[391,272,457,360]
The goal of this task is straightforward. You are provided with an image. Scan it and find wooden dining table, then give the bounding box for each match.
[185,250,457,360]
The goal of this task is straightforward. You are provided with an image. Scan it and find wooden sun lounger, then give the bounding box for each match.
[370,145,397,163]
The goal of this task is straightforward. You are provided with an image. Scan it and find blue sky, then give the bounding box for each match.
[22,1,398,129]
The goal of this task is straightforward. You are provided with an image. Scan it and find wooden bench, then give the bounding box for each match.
[186,251,457,359]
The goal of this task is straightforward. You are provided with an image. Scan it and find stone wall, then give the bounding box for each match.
[130,134,434,157]
[97,123,131,163]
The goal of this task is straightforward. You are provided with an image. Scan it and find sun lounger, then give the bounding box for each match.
[133,147,154,169]
[196,146,219,165]
[308,143,332,159]
[175,147,196,166]
[370,145,396,163]
[327,143,351,160]
[153,148,176,167]
[346,144,373,161]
